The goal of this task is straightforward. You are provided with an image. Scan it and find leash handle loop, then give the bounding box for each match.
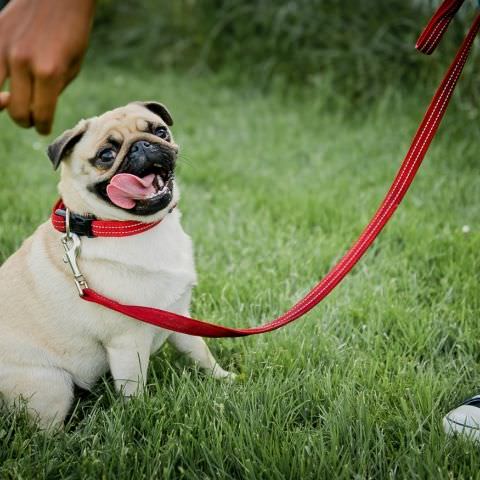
[416,0,465,55]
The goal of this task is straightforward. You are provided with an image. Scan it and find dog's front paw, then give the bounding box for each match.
[222,371,237,382]
[211,366,237,381]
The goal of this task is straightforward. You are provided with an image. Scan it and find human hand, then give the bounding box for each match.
[0,0,95,134]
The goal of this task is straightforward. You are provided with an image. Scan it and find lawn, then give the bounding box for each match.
[0,66,479,479]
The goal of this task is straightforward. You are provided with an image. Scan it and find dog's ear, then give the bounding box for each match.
[47,122,88,170]
[136,101,173,126]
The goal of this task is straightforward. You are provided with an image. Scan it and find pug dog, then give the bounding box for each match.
[0,101,234,428]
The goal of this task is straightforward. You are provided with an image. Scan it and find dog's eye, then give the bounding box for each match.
[96,148,117,166]
[153,126,170,141]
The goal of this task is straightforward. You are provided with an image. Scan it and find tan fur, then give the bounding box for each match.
[0,103,233,429]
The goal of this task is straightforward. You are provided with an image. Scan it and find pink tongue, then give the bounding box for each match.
[106,173,156,209]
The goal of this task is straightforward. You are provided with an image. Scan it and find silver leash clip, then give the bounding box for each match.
[61,208,88,296]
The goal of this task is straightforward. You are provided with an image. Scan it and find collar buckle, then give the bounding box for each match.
[55,208,95,237]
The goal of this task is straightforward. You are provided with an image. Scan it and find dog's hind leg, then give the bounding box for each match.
[0,365,74,429]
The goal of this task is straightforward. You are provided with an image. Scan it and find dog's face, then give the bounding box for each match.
[48,101,178,221]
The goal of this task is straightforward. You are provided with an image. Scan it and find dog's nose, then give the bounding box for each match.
[126,139,176,175]
[130,141,152,154]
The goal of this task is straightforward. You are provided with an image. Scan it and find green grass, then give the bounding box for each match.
[1,66,480,479]
[90,0,480,103]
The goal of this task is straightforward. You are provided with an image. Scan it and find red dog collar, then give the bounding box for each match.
[51,199,173,238]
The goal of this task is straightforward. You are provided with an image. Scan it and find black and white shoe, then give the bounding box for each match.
[443,395,480,441]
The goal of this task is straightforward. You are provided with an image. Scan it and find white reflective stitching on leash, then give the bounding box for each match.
[265,29,475,329]
[276,34,473,326]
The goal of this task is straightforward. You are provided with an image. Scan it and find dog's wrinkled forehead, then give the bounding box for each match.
[47,101,173,170]
[89,103,171,142]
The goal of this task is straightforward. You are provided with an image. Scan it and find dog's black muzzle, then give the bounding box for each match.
[118,140,176,178]
[93,140,177,216]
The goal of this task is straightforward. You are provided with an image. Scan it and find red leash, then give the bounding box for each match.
[63,0,479,337]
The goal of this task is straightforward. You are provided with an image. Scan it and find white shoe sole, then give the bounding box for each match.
[443,405,480,442]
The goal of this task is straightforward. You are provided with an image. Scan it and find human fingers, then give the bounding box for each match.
[0,62,8,111]
[0,91,11,110]
[7,53,33,127]
[32,71,63,135]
